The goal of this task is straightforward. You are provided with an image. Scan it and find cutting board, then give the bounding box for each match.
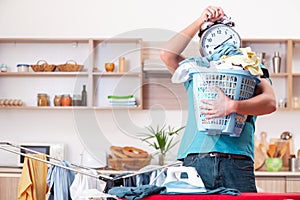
[254,145,265,170]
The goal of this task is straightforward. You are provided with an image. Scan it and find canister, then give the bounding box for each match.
[17,64,30,72]
[61,95,72,106]
[72,94,81,106]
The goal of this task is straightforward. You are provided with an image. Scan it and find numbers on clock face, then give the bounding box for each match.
[200,24,241,56]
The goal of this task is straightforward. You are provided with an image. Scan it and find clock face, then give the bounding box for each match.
[199,24,241,57]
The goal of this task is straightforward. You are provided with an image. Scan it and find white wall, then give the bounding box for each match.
[1,0,300,167]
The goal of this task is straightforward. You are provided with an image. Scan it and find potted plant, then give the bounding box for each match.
[140,125,185,165]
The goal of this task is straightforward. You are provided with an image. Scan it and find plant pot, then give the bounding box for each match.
[158,153,166,166]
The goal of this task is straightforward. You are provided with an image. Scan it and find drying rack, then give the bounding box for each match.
[0,141,181,193]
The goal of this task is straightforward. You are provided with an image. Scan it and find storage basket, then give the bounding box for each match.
[57,60,83,72]
[193,69,260,137]
[31,60,56,72]
[107,154,151,170]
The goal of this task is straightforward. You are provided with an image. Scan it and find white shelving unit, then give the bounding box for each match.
[0,38,143,110]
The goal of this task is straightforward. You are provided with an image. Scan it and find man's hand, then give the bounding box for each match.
[200,86,232,119]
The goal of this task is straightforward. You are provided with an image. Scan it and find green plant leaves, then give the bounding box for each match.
[140,124,185,155]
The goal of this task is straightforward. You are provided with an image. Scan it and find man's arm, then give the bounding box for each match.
[160,6,225,74]
[201,78,277,118]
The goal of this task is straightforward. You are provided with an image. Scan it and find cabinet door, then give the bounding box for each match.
[286,177,300,193]
[255,176,286,193]
[0,176,19,200]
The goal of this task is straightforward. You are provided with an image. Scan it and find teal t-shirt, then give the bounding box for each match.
[177,79,256,161]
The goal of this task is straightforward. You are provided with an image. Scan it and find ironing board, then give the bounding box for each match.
[139,193,300,200]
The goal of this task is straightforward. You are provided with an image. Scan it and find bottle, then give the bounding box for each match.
[81,85,87,106]
[118,57,125,72]
[294,97,299,109]
[272,51,281,73]
[289,155,296,172]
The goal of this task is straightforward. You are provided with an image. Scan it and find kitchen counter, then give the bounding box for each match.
[255,171,300,176]
[1,167,300,177]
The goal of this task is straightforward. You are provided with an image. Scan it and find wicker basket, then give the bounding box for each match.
[57,60,83,72]
[107,154,151,170]
[31,60,56,72]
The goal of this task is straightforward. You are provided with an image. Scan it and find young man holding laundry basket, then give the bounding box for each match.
[160,5,276,192]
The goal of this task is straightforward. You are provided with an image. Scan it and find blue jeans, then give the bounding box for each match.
[182,154,257,192]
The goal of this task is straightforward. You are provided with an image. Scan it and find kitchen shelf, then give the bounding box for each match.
[0,37,143,109]
[92,72,141,76]
[0,106,89,110]
[241,39,300,110]
[0,72,89,76]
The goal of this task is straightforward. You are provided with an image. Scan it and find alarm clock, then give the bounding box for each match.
[198,17,241,57]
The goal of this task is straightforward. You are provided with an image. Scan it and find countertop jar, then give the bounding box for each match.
[17,64,30,72]
[37,93,49,106]
[61,95,72,106]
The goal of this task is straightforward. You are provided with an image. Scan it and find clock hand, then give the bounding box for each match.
[213,35,233,50]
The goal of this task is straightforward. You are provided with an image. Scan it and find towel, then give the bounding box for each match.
[18,154,48,200]
[46,160,75,200]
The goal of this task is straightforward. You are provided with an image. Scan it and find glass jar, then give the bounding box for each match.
[1,64,8,72]
[54,95,62,106]
[72,94,81,106]
[37,93,49,106]
[61,95,72,106]
[17,64,30,72]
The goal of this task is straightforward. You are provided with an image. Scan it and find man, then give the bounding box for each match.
[160,5,276,192]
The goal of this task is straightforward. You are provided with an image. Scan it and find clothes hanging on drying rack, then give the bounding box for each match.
[70,169,103,200]
[46,160,75,200]
[18,154,48,200]
[0,141,182,196]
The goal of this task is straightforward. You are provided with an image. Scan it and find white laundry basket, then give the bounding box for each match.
[193,69,260,137]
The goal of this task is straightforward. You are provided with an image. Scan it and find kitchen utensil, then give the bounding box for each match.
[260,132,268,153]
[259,143,268,158]
[279,145,288,158]
[281,131,292,140]
[276,140,290,167]
[268,144,277,158]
